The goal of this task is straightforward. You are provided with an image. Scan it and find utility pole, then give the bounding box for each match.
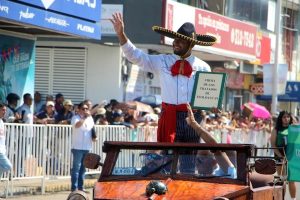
[272,0,282,115]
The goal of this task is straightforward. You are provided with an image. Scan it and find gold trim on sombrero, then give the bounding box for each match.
[152,26,216,46]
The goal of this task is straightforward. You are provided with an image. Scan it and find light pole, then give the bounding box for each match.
[271,0,282,115]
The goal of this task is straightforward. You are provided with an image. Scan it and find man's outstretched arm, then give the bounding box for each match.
[110,13,128,45]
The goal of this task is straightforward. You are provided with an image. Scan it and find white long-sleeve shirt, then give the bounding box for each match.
[122,40,211,105]
[71,115,94,150]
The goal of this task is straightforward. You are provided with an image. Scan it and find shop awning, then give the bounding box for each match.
[0,0,101,39]
[256,81,300,102]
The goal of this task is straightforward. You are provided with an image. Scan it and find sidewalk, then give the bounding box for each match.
[0,175,98,198]
[5,188,93,200]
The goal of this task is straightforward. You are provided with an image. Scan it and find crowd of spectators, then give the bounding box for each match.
[199,110,274,134]
[5,91,295,135]
[3,92,161,129]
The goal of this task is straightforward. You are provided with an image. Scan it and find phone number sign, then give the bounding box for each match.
[195,9,257,56]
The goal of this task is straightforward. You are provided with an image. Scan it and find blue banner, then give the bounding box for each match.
[15,0,101,22]
[0,1,101,39]
[256,81,300,102]
[0,33,35,102]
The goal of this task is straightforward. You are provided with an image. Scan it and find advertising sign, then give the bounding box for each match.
[0,0,101,39]
[0,33,35,102]
[16,0,101,21]
[164,0,262,60]
[255,34,271,65]
[191,72,227,110]
[194,8,257,56]
[257,81,300,102]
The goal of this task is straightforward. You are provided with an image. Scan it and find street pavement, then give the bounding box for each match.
[6,188,93,200]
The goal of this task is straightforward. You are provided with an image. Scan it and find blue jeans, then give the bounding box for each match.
[0,153,12,178]
[71,149,89,191]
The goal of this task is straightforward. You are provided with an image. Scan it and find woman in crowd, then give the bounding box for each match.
[55,99,74,124]
[271,110,296,200]
[35,101,57,124]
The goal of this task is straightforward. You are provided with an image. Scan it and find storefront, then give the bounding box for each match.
[143,0,272,111]
[0,0,101,102]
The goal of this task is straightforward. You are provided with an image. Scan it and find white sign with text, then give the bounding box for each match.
[191,72,226,110]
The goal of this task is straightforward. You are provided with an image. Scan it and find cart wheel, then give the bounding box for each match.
[67,190,89,200]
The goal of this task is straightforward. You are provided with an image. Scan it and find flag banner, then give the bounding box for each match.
[287,125,300,181]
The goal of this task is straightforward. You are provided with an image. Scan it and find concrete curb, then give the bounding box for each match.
[1,178,98,198]
[44,178,96,193]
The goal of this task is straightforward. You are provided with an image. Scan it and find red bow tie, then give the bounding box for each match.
[171,60,193,77]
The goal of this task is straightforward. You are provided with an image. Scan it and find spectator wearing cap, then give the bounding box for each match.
[40,94,54,112]
[4,93,21,123]
[88,99,107,116]
[17,93,33,124]
[55,93,64,113]
[55,99,74,124]
[94,107,108,125]
[35,101,57,124]
[34,91,43,114]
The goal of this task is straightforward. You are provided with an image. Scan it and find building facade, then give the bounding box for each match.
[3,0,297,113]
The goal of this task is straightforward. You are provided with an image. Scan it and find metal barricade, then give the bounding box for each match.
[1,123,270,197]
[1,123,157,197]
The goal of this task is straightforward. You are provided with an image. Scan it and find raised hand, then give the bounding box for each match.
[110,13,128,45]
[110,13,124,36]
[186,103,197,126]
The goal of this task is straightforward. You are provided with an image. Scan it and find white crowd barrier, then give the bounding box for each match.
[1,123,270,197]
[1,124,158,197]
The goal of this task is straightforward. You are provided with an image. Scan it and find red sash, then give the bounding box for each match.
[157,102,188,143]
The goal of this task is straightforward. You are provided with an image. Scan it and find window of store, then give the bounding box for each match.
[226,0,272,31]
[172,0,223,13]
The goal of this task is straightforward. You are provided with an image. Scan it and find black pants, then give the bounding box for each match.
[175,111,202,173]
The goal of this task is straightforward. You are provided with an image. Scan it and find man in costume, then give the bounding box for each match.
[111,13,216,172]
[111,13,216,142]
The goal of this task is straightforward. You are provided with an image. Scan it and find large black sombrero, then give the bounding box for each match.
[153,22,216,46]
